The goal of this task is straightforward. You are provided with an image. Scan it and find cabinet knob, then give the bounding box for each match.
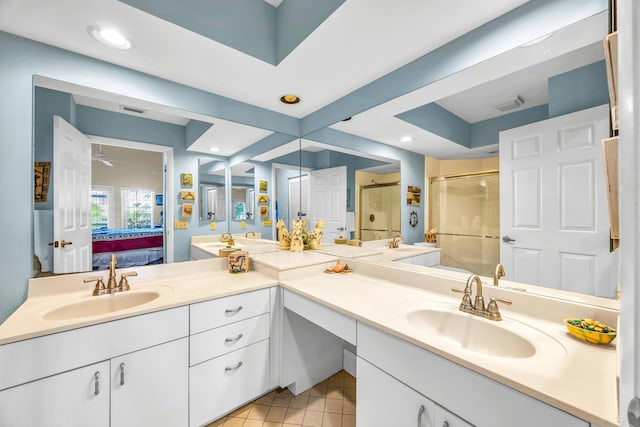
[120,362,125,386]
[94,371,100,395]
[442,422,449,427]
[417,405,425,427]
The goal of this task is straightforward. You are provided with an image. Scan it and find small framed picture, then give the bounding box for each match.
[406,185,421,206]
[181,203,194,218]
[181,173,193,188]
[180,191,196,202]
[155,194,163,206]
[259,205,269,217]
[259,180,268,193]
[257,194,269,204]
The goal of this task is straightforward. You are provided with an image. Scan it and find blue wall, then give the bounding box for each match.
[548,60,609,117]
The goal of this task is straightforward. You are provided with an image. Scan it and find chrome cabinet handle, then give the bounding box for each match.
[119,362,125,386]
[225,333,244,343]
[225,306,243,315]
[417,405,425,427]
[502,235,516,243]
[442,422,449,427]
[94,371,100,395]
[224,361,243,372]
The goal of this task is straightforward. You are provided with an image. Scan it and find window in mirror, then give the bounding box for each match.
[121,188,154,229]
[91,186,112,230]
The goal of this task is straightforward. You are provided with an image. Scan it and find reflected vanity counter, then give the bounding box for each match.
[190,235,280,260]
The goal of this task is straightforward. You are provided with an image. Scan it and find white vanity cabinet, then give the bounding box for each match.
[0,360,110,427]
[111,338,188,427]
[357,322,589,427]
[0,306,189,427]
[189,288,272,427]
[357,357,471,427]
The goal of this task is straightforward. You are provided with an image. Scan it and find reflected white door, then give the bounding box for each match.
[309,166,347,243]
[288,174,309,225]
[499,104,617,297]
[53,115,92,273]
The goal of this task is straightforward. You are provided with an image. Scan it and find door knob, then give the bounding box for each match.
[61,240,73,247]
[337,226,346,231]
[48,241,59,248]
[502,236,516,243]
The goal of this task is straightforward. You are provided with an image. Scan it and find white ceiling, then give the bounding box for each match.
[0,1,607,160]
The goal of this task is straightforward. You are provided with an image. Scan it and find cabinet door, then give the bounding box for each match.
[357,357,436,427]
[0,361,109,427]
[111,338,188,427]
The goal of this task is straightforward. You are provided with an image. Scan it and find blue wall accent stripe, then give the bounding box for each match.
[77,106,186,147]
[397,103,471,148]
[300,0,607,135]
[470,104,549,148]
[230,132,298,165]
[548,60,609,117]
[185,119,213,150]
[118,0,344,66]
[276,0,346,63]
[118,0,278,64]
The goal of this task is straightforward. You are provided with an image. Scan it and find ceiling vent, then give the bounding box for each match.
[492,95,524,112]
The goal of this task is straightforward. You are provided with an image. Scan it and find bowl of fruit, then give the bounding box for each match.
[564,318,617,345]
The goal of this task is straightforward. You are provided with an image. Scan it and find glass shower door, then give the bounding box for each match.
[430,172,499,276]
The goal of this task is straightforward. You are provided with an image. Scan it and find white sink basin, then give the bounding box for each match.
[406,308,536,358]
[43,291,160,321]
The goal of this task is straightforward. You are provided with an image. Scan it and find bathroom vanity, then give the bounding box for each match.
[0,247,619,427]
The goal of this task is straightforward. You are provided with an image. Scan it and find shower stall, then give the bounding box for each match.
[429,171,499,277]
[359,183,400,241]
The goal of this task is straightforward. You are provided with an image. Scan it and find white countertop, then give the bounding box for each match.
[279,262,618,427]
[0,253,619,426]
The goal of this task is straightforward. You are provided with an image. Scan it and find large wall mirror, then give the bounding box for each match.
[29,8,614,301]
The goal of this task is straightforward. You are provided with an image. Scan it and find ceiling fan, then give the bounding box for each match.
[92,145,114,167]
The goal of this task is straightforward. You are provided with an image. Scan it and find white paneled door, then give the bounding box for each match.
[53,115,92,273]
[309,166,347,243]
[499,104,617,297]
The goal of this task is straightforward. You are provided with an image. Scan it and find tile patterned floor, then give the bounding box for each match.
[206,370,356,427]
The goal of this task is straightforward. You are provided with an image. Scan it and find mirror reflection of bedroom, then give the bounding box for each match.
[34,143,165,276]
[90,144,165,271]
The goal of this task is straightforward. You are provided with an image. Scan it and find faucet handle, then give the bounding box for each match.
[486,297,512,321]
[118,271,137,292]
[84,276,106,296]
[451,288,474,312]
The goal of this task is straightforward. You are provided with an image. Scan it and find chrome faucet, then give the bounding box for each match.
[388,233,403,249]
[83,253,137,296]
[493,263,505,286]
[452,274,511,321]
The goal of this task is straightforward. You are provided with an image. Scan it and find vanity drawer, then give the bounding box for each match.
[190,313,270,366]
[283,289,356,345]
[190,288,270,335]
[189,339,270,427]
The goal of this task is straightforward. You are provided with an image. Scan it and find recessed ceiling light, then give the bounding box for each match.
[400,136,414,143]
[209,147,221,153]
[88,25,132,50]
[280,95,300,104]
